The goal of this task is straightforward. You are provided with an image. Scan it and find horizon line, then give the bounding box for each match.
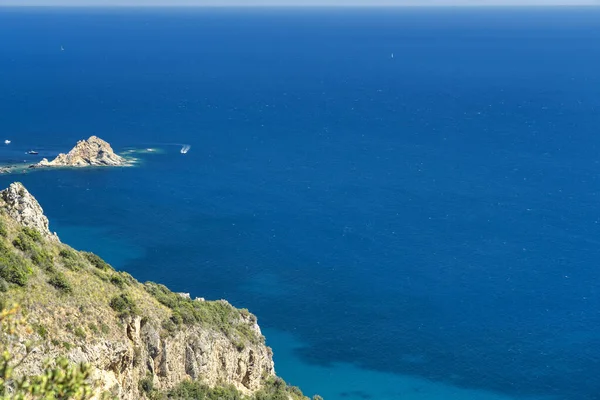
[1,2,600,7]
[1,4,599,7]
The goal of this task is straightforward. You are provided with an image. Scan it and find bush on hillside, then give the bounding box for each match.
[48,272,73,294]
[22,226,42,242]
[59,247,85,271]
[0,242,31,286]
[83,251,113,271]
[109,293,138,318]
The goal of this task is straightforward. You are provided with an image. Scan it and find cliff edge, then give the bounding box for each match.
[0,183,308,400]
[35,136,127,167]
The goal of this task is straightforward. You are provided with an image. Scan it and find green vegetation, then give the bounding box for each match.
[83,252,112,271]
[109,273,127,289]
[145,282,262,344]
[35,323,48,339]
[139,373,154,395]
[12,233,34,252]
[148,376,314,400]
[31,246,54,271]
[88,323,99,335]
[48,271,73,294]
[74,326,86,339]
[109,293,138,318]
[59,247,85,271]
[22,226,42,243]
[0,241,31,286]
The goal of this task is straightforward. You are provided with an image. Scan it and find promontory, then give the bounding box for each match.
[0,182,313,400]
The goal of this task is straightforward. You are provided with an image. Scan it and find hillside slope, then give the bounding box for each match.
[0,182,308,400]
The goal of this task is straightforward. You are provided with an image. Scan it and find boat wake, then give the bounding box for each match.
[131,142,192,154]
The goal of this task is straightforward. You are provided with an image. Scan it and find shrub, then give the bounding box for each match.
[35,324,48,339]
[88,323,99,335]
[254,377,305,400]
[0,255,30,286]
[48,272,73,294]
[139,373,154,394]
[12,233,34,252]
[109,274,126,289]
[0,278,8,293]
[31,247,54,271]
[83,252,112,271]
[60,248,84,271]
[92,269,109,282]
[74,327,86,339]
[166,381,244,400]
[100,323,110,335]
[161,318,177,335]
[22,226,42,242]
[109,293,138,318]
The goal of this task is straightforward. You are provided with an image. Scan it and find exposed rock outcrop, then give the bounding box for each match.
[0,182,58,241]
[35,136,127,168]
[19,316,274,399]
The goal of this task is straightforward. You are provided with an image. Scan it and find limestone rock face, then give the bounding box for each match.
[0,182,58,241]
[36,136,126,167]
[18,316,275,400]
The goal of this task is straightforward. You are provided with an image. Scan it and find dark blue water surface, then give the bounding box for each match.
[1,7,600,400]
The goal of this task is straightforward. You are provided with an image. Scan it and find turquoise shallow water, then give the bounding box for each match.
[2,7,600,400]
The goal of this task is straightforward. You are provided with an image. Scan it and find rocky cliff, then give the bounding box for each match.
[0,183,58,242]
[0,183,304,400]
[35,136,128,167]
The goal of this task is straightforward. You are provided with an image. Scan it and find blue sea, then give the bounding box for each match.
[1,7,600,400]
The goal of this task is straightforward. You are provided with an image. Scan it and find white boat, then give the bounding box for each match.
[180,145,191,154]
[4,140,10,145]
